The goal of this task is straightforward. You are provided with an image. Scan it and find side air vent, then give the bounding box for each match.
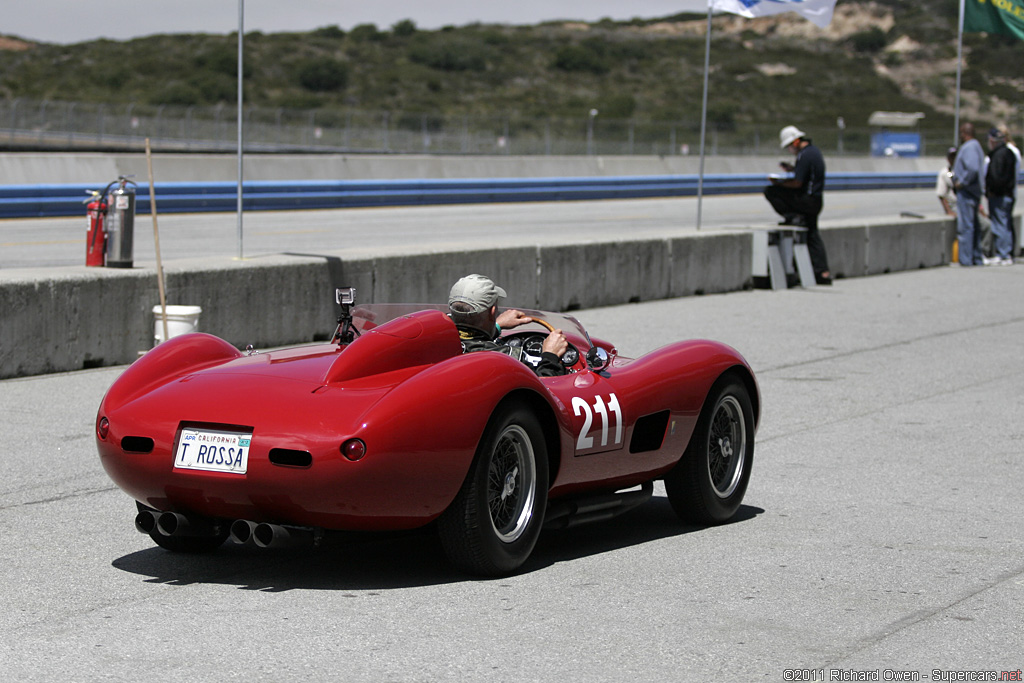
[121,436,155,453]
[629,410,670,454]
[269,448,313,468]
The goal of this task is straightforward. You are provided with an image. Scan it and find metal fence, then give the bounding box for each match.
[1,98,956,157]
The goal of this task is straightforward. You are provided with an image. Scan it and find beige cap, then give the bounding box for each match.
[448,274,507,314]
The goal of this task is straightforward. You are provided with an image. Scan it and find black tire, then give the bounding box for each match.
[438,402,549,576]
[136,502,229,554]
[665,375,754,524]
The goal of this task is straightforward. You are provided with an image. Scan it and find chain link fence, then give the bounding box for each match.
[1,98,955,157]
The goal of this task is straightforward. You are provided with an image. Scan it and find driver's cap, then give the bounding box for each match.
[449,274,506,314]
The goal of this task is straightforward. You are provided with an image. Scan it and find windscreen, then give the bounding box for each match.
[350,304,591,346]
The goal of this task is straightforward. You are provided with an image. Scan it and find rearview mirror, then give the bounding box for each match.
[586,346,610,372]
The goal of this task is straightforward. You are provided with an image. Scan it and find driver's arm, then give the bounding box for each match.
[496,309,533,330]
[542,329,568,358]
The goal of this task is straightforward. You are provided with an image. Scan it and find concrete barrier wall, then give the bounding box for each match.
[0,218,958,380]
[821,218,954,279]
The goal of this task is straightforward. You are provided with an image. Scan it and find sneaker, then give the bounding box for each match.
[983,256,1001,266]
[998,257,1013,266]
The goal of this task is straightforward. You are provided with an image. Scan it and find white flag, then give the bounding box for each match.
[709,0,839,28]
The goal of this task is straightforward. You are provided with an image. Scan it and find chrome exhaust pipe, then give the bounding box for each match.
[229,519,258,545]
[156,511,218,538]
[252,523,315,549]
[134,509,159,534]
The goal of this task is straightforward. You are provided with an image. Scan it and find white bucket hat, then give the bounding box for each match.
[779,125,806,148]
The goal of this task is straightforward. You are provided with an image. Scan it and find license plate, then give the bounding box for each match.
[174,427,252,474]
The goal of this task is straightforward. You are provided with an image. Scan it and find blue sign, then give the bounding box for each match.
[871,132,922,157]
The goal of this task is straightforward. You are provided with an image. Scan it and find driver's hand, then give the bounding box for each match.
[496,309,533,329]
[542,329,568,358]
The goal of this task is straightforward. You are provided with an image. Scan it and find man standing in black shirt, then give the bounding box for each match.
[765,125,832,285]
[985,127,1018,266]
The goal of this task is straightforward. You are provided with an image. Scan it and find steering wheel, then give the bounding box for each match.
[505,317,581,371]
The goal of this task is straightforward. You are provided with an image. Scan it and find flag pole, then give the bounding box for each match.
[696,0,713,231]
[236,0,245,260]
[955,0,965,145]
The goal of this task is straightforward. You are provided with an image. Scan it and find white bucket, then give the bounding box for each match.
[153,305,203,345]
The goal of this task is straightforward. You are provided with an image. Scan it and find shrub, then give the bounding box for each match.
[552,44,610,75]
[349,24,382,42]
[195,45,243,77]
[408,38,488,72]
[601,93,637,119]
[313,25,345,39]
[149,82,200,106]
[849,28,888,54]
[392,19,417,37]
[298,58,349,92]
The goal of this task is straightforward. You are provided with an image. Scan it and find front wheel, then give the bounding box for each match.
[438,402,549,576]
[665,375,754,524]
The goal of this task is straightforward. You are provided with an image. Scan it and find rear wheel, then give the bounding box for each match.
[665,375,754,524]
[438,403,549,576]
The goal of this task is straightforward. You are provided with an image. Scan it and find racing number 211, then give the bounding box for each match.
[572,393,623,450]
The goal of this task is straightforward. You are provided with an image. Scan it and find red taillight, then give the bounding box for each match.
[341,438,366,461]
[97,416,110,440]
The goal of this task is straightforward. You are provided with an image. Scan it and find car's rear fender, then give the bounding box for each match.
[356,351,567,512]
[100,333,242,413]
[491,387,567,492]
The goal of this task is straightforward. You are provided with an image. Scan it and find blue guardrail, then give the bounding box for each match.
[0,172,950,219]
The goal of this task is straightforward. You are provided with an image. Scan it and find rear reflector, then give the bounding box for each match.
[341,439,366,461]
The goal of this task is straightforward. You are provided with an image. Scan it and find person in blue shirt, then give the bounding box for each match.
[952,122,986,266]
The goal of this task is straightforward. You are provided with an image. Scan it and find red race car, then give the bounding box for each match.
[96,288,759,576]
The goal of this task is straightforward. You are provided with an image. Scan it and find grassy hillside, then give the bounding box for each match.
[1,0,1020,140]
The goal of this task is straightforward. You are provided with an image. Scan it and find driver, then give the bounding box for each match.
[448,274,568,377]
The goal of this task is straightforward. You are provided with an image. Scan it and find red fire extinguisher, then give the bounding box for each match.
[85,190,108,267]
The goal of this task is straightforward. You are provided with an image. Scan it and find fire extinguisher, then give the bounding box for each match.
[85,190,108,267]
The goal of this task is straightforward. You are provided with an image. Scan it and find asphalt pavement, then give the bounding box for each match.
[1,187,943,269]
[1,262,1022,681]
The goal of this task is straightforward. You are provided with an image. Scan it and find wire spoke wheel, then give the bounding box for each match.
[665,375,754,524]
[438,402,548,576]
[707,395,745,498]
[487,425,536,543]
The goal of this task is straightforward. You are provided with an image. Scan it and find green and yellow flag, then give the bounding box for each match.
[964,0,1024,40]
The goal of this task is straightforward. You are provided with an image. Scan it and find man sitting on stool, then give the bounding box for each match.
[764,125,832,285]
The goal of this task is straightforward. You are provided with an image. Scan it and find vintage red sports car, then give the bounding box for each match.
[96,289,759,575]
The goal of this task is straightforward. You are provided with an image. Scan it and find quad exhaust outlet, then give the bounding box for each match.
[137,510,319,548]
